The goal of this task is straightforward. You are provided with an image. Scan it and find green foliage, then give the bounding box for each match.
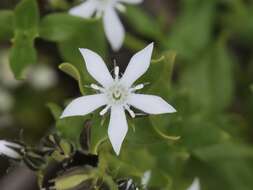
[59,63,86,95]
[0,10,14,41]
[124,6,162,40]
[9,0,39,79]
[166,0,216,59]
[40,13,106,83]
[1,0,253,189]
[180,38,234,112]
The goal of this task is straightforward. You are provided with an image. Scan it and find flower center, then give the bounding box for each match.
[106,82,129,105]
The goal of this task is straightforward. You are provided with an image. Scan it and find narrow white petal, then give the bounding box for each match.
[103,7,125,51]
[108,106,128,155]
[79,49,113,87]
[128,94,176,114]
[61,94,107,118]
[120,43,154,87]
[69,0,97,18]
[0,140,21,159]
[119,0,143,4]
[187,178,201,190]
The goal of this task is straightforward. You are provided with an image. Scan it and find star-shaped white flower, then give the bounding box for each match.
[187,178,201,190]
[69,0,143,51]
[0,140,22,159]
[61,43,176,155]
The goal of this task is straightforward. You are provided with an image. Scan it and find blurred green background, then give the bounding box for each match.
[0,0,253,189]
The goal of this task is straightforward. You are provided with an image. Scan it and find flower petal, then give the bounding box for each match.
[120,43,154,87]
[0,140,22,159]
[61,94,107,118]
[128,94,176,114]
[69,0,97,18]
[79,48,113,87]
[103,7,125,51]
[119,0,143,4]
[187,178,200,190]
[108,106,128,155]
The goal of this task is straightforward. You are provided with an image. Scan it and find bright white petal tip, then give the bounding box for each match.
[0,140,22,159]
[121,43,154,87]
[79,48,113,87]
[69,1,96,18]
[108,106,128,155]
[128,94,176,115]
[61,94,107,118]
[187,178,201,190]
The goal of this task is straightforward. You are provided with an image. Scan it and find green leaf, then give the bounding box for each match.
[143,51,179,141]
[46,102,62,120]
[59,62,85,95]
[124,6,162,40]
[0,10,14,41]
[10,0,39,79]
[166,0,216,59]
[40,13,99,43]
[40,13,107,84]
[180,39,234,112]
[10,32,37,78]
[15,0,39,35]
[194,142,253,161]
[89,115,108,154]
[57,116,87,143]
[193,142,253,190]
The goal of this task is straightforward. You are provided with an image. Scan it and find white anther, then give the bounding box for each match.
[116,3,126,13]
[130,83,145,92]
[100,105,111,116]
[134,84,144,90]
[114,66,120,81]
[91,84,105,92]
[124,105,135,118]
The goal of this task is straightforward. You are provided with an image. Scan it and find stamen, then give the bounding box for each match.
[124,105,135,118]
[114,66,119,81]
[116,3,126,13]
[90,84,105,92]
[132,84,144,91]
[100,105,110,116]
[130,83,149,92]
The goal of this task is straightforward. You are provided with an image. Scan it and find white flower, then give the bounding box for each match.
[141,170,151,189]
[0,140,22,159]
[60,43,176,155]
[187,178,201,190]
[69,0,143,51]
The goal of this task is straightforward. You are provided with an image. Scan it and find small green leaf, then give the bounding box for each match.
[90,115,108,154]
[15,0,39,34]
[59,62,85,95]
[0,10,14,41]
[10,0,39,79]
[40,13,99,42]
[10,32,37,78]
[40,13,107,84]
[46,102,62,120]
